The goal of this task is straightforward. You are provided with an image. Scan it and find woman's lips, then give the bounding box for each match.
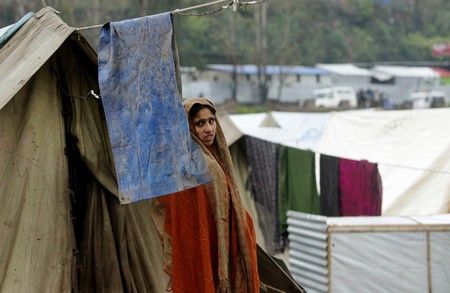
[203,135,214,142]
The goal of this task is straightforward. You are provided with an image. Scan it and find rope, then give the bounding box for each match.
[76,0,267,30]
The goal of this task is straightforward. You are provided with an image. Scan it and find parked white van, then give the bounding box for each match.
[313,86,357,108]
[405,91,447,109]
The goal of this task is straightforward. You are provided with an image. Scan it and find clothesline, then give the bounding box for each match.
[76,0,267,31]
[243,134,450,175]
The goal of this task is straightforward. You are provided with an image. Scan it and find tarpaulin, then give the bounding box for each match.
[98,13,211,203]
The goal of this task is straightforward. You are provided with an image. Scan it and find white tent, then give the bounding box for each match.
[224,111,330,151]
[317,108,450,216]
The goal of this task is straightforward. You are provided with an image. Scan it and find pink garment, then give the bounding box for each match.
[339,158,382,216]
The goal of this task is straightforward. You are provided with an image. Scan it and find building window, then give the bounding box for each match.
[316,74,321,83]
[296,74,301,82]
[213,75,219,82]
[246,74,251,81]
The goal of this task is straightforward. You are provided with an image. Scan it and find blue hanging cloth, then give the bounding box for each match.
[98,12,212,203]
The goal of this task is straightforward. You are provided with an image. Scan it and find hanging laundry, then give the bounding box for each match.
[320,154,341,216]
[98,13,211,203]
[245,136,284,253]
[339,158,382,216]
[279,146,320,234]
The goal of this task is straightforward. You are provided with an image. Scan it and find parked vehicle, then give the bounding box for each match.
[312,86,357,108]
[404,91,447,109]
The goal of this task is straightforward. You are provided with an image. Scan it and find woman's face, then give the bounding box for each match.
[192,107,216,147]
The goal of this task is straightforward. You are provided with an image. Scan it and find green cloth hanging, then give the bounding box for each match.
[279,146,320,233]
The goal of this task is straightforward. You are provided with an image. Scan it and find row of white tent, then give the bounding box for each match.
[220,108,450,216]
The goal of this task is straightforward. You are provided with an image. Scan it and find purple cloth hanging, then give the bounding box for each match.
[339,158,382,216]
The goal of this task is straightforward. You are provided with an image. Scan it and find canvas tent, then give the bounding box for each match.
[0,7,169,292]
[1,7,303,292]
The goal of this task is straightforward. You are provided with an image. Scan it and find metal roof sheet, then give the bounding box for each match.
[207,64,329,75]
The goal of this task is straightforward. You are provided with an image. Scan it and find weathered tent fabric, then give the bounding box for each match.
[320,154,340,216]
[98,13,211,203]
[0,7,74,110]
[0,61,74,291]
[339,159,382,216]
[279,146,320,233]
[245,136,284,253]
[0,8,78,292]
[257,246,305,293]
[53,39,169,292]
[317,108,450,216]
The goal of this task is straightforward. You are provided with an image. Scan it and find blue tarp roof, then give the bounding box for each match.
[206,64,329,76]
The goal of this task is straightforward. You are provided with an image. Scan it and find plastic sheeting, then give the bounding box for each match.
[98,13,211,203]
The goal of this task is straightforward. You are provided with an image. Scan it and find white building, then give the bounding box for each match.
[181,63,444,106]
[371,65,440,103]
[181,64,331,104]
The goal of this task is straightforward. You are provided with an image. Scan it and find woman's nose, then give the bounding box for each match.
[204,124,212,132]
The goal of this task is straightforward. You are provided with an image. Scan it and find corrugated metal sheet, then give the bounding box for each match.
[287,211,329,293]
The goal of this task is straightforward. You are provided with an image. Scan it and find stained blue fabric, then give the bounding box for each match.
[98,13,212,203]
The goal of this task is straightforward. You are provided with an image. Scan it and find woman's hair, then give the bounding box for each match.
[188,103,216,120]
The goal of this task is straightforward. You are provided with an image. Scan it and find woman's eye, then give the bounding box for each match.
[196,121,204,127]
[209,118,216,124]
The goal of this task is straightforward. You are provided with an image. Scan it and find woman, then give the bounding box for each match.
[157,98,259,292]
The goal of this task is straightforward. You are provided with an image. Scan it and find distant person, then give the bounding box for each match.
[357,89,365,108]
